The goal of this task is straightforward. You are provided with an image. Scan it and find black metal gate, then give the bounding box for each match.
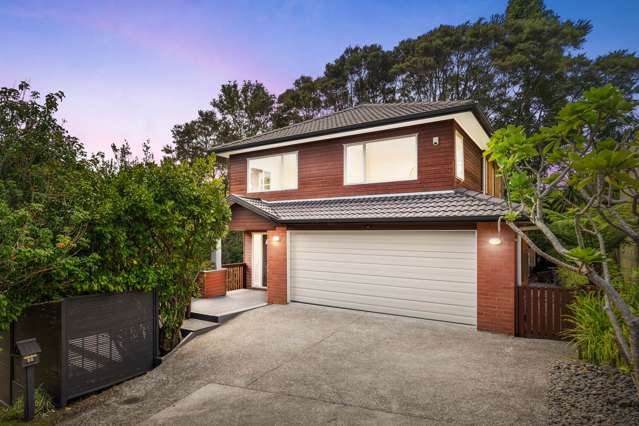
[1,291,159,407]
[62,291,158,403]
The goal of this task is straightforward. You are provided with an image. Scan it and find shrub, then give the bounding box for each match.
[1,83,231,353]
[556,268,589,288]
[565,291,627,370]
[0,386,54,422]
[86,155,230,353]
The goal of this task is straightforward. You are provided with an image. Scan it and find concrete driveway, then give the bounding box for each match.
[58,303,573,425]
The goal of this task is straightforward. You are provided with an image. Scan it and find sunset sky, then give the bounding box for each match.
[2,0,638,158]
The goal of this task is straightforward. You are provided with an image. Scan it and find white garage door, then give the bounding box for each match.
[289,230,477,325]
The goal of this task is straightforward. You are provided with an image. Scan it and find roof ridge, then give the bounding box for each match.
[222,104,365,148]
[358,100,475,107]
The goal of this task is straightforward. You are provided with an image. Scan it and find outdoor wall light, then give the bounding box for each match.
[488,237,502,245]
[272,235,281,242]
[488,216,503,245]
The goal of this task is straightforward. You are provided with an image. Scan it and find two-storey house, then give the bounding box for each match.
[214,101,517,335]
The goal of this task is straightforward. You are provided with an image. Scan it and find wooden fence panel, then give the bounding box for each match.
[223,263,246,291]
[517,286,575,340]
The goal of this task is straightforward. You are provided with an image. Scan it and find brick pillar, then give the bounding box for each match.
[202,269,227,298]
[266,226,287,304]
[243,231,253,288]
[477,222,517,335]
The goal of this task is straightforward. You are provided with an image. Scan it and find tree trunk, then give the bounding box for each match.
[160,326,182,355]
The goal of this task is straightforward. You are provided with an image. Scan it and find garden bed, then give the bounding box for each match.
[547,360,639,425]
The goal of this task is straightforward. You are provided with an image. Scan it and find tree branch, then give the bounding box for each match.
[505,222,580,272]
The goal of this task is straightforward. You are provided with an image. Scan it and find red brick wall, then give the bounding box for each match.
[229,121,466,201]
[266,226,287,304]
[476,222,517,335]
[243,232,253,288]
[230,205,275,231]
[249,222,517,335]
[202,269,226,298]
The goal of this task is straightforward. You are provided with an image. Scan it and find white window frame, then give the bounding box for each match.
[247,151,298,193]
[455,130,465,181]
[343,134,418,185]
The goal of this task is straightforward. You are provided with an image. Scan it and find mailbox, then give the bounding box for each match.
[15,338,41,367]
[13,338,42,421]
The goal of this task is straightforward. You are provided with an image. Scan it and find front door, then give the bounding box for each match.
[251,232,268,288]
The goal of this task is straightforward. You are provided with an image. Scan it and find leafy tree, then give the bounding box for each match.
[568,50,639,102]
[485,86,639,392]
[273,76,324,128]
[392,20,499,108]
[1,82,231,353]
[0,82,95,326]
[88,152,230,352]
[165,80,275,164]
[320,44,396,109]
[490,0,592,132]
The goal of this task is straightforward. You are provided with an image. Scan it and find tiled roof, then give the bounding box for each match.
[228,189,510,223]
[214,101,490,153]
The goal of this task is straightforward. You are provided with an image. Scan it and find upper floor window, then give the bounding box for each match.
[248,152,298,192]
[344,135,418,185]
[455,130,465,181]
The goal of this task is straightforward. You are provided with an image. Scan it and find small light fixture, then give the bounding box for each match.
[488,217,503,245]
[272,235,281,242]
[489,237,502,245]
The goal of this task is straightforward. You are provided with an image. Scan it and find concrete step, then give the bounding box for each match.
[191,302,267,324]
[181,318,219,335]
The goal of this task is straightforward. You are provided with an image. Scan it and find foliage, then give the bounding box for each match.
[222,231,244,264]
[557,268,589,289]
[0,82,96,327]
[170,1,639,165]
[87,154,230,352]
[566,291,627,370]
[0,83,231,353]
[273,76,324,128]
[485,85,639,391]
[392,19,499,108]
[489,0,592,131]
[0,386,54,422]
[163,80,275,164]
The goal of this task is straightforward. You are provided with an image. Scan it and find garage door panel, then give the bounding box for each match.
[290,230,477,325]
[290,270,475,293]
[292,260,474,283]
[291,279,476,306]
[292,252,475,270]
[292,293,476,324]
[292,237,477,253]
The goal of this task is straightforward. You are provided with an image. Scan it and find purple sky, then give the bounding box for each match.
[2,0,638,159]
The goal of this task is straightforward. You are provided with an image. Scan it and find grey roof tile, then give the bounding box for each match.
[215,101,489,153]
[229,188,509,223]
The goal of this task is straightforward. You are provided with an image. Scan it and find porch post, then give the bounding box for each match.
[212,238,222,270]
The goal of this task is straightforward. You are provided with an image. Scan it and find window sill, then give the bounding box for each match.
[343,177,418,186]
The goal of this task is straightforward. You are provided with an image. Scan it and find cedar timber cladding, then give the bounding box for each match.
[229,120,459,201]
[229,204,275,231]
[454,122,483,192]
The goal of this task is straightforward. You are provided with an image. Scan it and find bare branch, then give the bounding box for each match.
[505,222,580,272]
